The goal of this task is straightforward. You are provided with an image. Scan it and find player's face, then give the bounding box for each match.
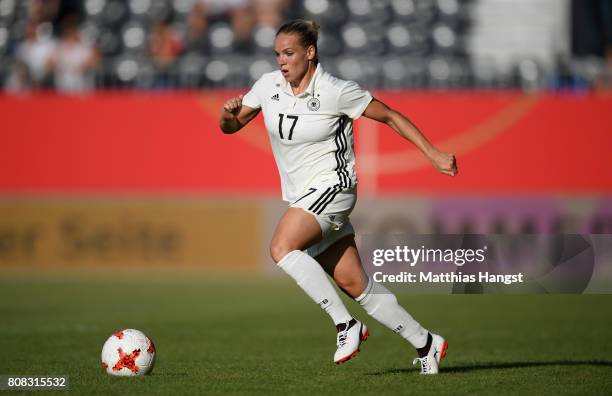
[274,33,314,84]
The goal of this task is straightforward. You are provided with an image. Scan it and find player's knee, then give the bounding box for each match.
[336,276,365,298]
[269,240,294,264]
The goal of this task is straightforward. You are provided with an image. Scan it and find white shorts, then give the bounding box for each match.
[289,185,357,257]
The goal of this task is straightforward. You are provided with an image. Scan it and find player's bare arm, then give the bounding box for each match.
[219,94,260,134]
[363,98,458,177]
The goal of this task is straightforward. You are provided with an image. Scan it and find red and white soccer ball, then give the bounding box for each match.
[101,329,156,376]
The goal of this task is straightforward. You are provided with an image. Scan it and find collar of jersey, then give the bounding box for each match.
[277,63,323,98]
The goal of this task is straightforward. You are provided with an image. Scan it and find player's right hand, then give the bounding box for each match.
[222,95,244,119]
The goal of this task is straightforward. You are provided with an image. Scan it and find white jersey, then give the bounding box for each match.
[242,64,373,202]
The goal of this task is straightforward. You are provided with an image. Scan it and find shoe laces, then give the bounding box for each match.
[413,357,430,374]
[336,321,350,348]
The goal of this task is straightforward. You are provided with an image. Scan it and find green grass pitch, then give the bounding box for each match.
[1,273,611,395]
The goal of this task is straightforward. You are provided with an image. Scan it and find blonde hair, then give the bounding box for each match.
[276,19,320,61]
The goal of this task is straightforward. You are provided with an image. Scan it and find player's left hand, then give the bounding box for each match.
[430,150,457,176]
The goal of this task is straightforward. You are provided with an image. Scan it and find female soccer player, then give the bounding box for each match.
[220,20,457,374]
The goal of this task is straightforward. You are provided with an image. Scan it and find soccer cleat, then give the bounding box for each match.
[412,333,447,375]
[334,319,369,364]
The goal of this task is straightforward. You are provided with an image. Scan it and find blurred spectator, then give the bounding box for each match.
[199,0,249,21]
[149,18,183,87]
[252,0,285,27]
[4,61,31,93]
[28,0,61,25]
[571,0,612,87]
[231,5,255,54]
[199,0,256,54]
[185,3,210,54]
[51,16,99,93]
[9,21,56,90]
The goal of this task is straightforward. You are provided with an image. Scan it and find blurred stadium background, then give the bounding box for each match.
[0,0,611,275]
[1,0,612,90]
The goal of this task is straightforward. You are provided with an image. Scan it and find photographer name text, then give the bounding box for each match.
[373,271,524,285]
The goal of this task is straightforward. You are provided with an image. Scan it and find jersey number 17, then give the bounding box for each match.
[278,114,298,140]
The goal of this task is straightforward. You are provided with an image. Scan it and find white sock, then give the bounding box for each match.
[356,277,428,348]
[278,250,353,325]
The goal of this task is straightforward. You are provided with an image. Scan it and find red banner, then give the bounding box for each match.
[1,91,611,195]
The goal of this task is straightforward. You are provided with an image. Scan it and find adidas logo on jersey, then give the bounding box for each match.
[271,93,279,101]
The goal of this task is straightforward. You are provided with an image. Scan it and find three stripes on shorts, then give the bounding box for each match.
[301,116,351,215]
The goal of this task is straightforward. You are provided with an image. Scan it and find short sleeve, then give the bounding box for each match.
[337,80,373,120]
[242,77,264,110]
